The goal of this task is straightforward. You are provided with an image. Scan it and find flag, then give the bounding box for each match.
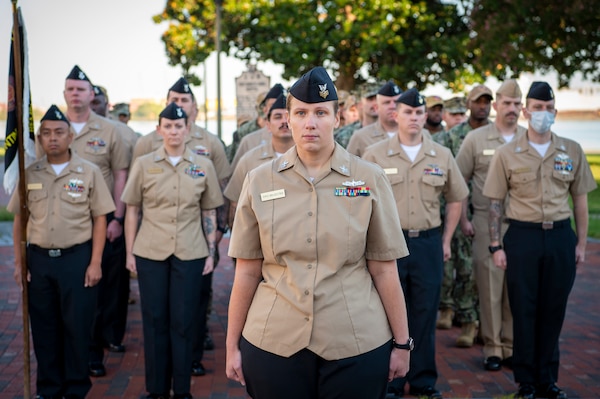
[3,7,35,195]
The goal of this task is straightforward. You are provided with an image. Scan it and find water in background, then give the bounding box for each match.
[2,118,600,152]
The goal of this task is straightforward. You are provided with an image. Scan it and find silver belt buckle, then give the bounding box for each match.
[408,230,420,238]
[48,249,61,257]
[542,221,554,230]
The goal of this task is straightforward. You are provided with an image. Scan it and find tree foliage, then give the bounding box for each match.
[154,0,599,91]
[467,0,600,88]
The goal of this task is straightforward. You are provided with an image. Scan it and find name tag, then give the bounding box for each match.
[147,167,163,174]
[27,183,42,190]
[514,167,532,174]
[384,168,398,175]
[261,189,286,202]
[483,149,495,156]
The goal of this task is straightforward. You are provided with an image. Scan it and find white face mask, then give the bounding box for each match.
[529,110,555,133]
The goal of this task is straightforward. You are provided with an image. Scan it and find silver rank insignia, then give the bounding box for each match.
[280,160,289,168]
[340,165,348,174]
[342,179,365,187]
[319,83,329,99]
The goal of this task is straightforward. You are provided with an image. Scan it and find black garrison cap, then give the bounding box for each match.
[378,80,402,97]
[289,66,338,103]
[526,81,555,101]
[261,83,285,106]
[268,94,286,118]
[395,88,426,107]
[66,65,91,82]
[41,104,70,125]
[169,77,194,96]
[159,102,187,120]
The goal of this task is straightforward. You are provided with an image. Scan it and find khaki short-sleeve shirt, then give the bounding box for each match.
[483,132,597,222]
[8,154,115,248]
[455,123,527,213]
[122,147,224,261]
[36,112,130,193]
[363,135,469,230]
[229,144,408,360]
[346,121,386,157]
[230,127,271,171]
[132,125,231,181]
[224,143,277,202]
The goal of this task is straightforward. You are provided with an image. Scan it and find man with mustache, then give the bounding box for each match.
[454,80,527,373]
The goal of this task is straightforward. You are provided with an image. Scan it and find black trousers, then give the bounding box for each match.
[89,214,129,365]
[191,270,212,363]
[136,255,206,395]
[27,241,96,398]
[389,228,442,392]
[504,219,576,386]
[240,337,391,399]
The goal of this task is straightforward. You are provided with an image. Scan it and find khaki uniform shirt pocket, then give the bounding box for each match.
[27,189,48,220]
[421,174,445,206]
[509,171,538,199]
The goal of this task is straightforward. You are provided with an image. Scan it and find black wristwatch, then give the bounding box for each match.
[488,245,503,254]
[392,337,414,351]
[113,216,125,225]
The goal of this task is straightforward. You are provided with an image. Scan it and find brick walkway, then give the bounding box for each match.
[0,232,599,399]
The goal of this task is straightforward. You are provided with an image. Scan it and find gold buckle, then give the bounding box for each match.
[408,230,420,238]
[542,221,554,230]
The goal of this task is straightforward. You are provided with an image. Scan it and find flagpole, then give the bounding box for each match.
[11,0,32,397]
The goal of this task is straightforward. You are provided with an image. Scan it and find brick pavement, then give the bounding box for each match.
[0,229,599,399]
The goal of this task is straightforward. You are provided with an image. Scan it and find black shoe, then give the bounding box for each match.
[386,385,403,398]
[408,386,442,399]
[502,356,513,369]
[191,361,206,376]
[204,334,215,350]
[515,384,536,399]
[484,356,502,371]
[88,362,106,377]
[107,342,126,353]
[537,383,567,399]
[173,394,193,399]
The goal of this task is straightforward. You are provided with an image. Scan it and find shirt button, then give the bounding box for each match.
[308,188,313,192]
[305,317,309,321]
[307,238,312,243]
[304,290,309,295]
[307,264,312,269]
[308,211,313,216]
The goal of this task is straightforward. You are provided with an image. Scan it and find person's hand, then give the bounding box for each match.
[226,346,246,386]
[442,241,452,262]
[126,253,137,273]
[13,262,30,290]
[85,262,102,287]
[388,348,410,381]
[493,250,507,270]
[203,256,215,275]
[106,219,123,242]
[460,220,475,237]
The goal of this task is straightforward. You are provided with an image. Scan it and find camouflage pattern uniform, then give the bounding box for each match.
[227,118,260,162]
[334,121,362,149]
[434,120,486,324]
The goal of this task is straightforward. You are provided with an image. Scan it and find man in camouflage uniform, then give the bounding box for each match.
[227,83,283,162]
[433,85,493,347]
[334,82,380,148]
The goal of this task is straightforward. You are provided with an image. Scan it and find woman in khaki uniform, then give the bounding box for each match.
[225,67,412,399]
[121,103,223,399]
[10,105,115,399]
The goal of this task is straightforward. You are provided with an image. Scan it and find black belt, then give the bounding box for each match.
[402,226,441,238]
[29,241,90,258]
[507,218,570,230]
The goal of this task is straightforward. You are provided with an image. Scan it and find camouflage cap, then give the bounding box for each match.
[359,82,382,99]
[443,97,467,113]
[496,79,522,99]
[112,102,130,116]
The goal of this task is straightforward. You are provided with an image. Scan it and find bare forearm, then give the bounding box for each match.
[489,199,503,245]
[124,205,140,255]
[368,260,409,342]
[112,169,128,218]
[573,194,589,246]
[226,258,263,350]
[91,215,107,265]
[202,209,218,257]
[443,201,462,245]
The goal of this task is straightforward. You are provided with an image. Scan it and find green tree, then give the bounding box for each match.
[467,0,600,87]
[154,0,475,91]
